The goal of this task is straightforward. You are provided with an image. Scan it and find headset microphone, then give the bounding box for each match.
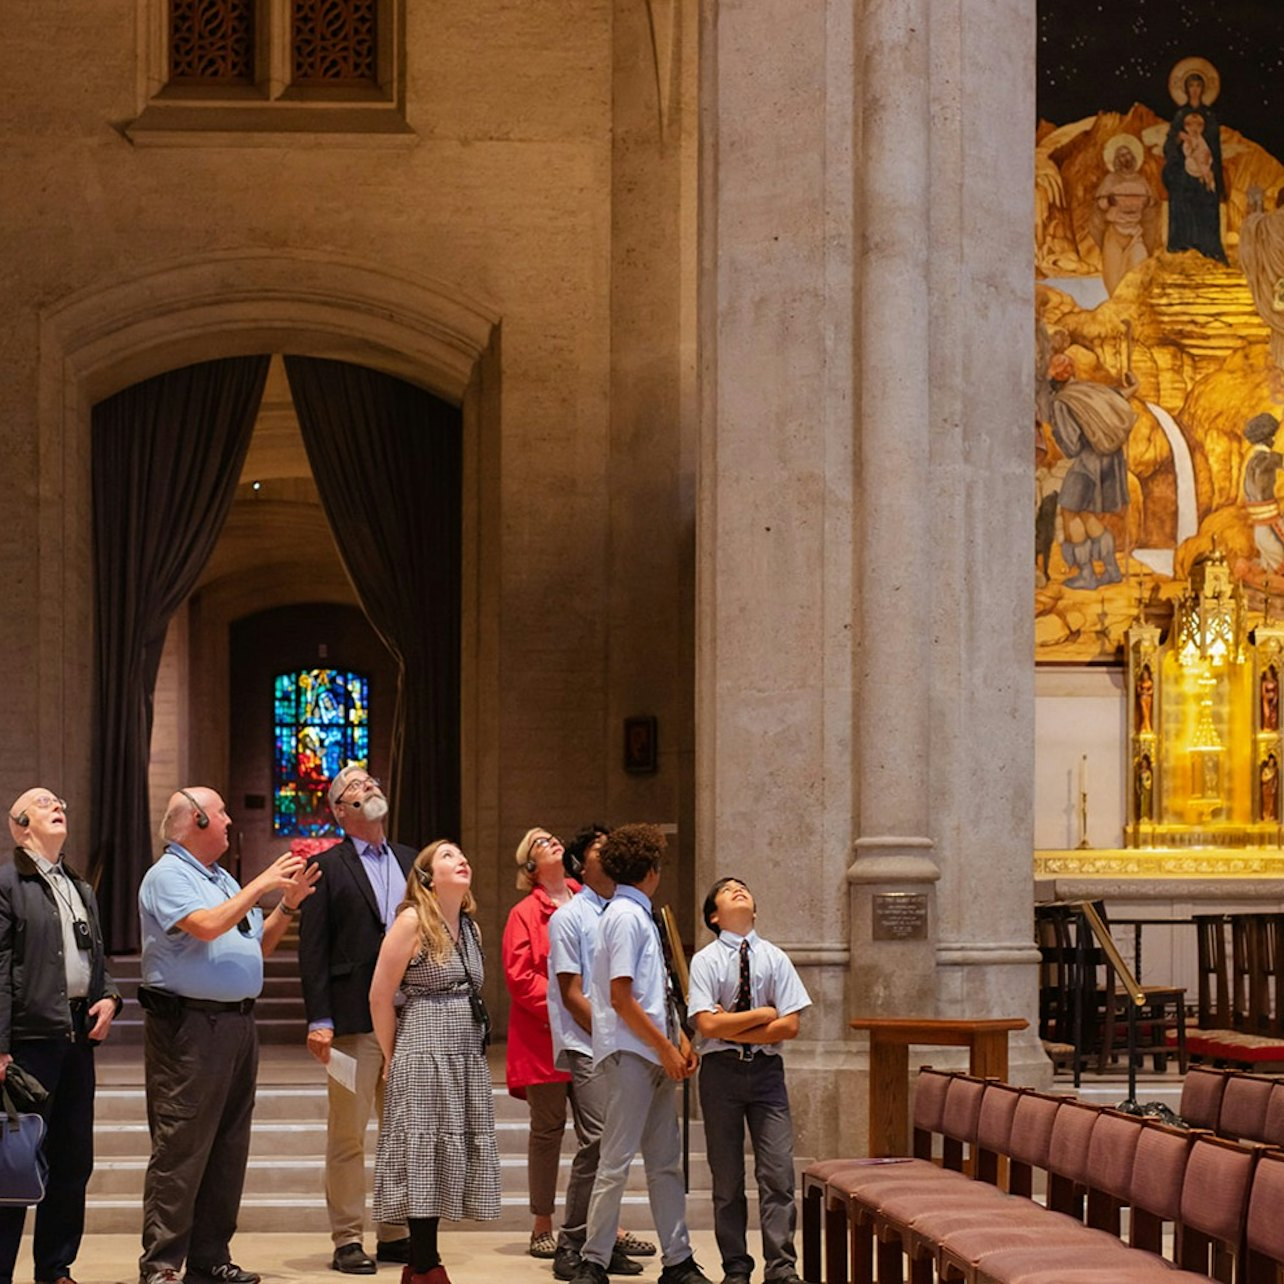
[179,789,210,830]
[11,812,29,828]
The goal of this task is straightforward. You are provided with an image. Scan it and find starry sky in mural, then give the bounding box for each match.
[1039,0,1284,160]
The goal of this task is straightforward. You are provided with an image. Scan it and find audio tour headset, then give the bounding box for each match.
[179,789,210,829]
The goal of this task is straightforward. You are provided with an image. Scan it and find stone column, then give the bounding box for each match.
[847,0,940,1016]
[924,0,1045,1071]
[697,0,861,1157]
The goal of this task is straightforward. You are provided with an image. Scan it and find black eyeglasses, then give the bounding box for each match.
[339,776,381,803]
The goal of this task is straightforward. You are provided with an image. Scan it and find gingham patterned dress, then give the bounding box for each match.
[372,919,501,1222]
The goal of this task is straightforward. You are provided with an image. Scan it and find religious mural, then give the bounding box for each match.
[1036,1,1284,663]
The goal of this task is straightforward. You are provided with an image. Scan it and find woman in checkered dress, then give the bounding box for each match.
[371,841,500,1283]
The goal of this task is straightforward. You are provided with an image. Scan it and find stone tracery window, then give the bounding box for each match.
[132,0,408,142]
[291,0,378,87]
[169,0,256,84]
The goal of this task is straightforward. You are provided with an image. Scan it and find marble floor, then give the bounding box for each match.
[14,1231,731,1284]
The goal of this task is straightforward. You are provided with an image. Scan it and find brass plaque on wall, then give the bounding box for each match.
[872,892,928,941]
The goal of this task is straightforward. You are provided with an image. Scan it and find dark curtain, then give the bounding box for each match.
[90,356,270,951]
[283,356,462,851]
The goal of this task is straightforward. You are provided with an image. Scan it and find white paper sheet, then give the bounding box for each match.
[327,1047,358,1093]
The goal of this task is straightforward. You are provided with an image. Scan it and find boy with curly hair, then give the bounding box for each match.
[570,824,709,1284]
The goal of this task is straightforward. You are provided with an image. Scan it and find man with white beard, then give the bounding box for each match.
[298,769,416,1273]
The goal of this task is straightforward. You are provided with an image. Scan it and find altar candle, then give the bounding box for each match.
[1080,753,1088,797]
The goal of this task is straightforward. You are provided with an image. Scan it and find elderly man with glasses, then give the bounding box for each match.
[297,768,416,1274]
[0,789,121,1284]
[137,787,319,1284]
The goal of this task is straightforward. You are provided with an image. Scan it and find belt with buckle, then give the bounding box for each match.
[709,1046,759,1062]
[179,995,256,1014]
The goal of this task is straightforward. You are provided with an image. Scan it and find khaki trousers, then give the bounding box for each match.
[327,1032,408,1247]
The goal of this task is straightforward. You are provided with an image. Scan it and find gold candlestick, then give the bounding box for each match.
[1077,753,1091,849]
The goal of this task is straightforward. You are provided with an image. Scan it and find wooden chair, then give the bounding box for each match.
[1092,903,1188,1073]
[1218,1071,1273,1143]
[1178,1064,1230,1131]
[1245,1148,1284,1281]
[1176,1134,1261,1281]
[1195,913,1232,1030]
[1261,1080,1284,1146]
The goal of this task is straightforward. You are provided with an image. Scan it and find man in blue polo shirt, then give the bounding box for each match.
[137,787,320,1284]
[570,824,709,1284]
[687,877,810,1284]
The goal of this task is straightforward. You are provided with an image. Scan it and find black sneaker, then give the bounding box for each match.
[569,1261,611,1284]
[188,1266,261,1284]
[658,1258,712,1284]
[553,1245,582,1282]
[331,1245,377,1276]
[606,1249,643,1276]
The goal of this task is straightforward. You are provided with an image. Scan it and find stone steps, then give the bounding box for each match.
[83,1050,762,1235]
[107,952,307,1046]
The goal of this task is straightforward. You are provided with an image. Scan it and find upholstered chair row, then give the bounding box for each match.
[802,1067,1269,1284]
[1180,1064,1284,1146]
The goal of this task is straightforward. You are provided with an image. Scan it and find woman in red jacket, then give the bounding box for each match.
[503,827,579,1258]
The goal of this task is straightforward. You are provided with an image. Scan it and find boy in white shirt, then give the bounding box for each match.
[687,877,810,1284]
[545,826,652,1280]
[570,824,709,1284]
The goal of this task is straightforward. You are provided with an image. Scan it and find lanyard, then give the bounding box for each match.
[37,864,87,926]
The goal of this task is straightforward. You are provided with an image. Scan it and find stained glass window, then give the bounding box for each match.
[273,669,369,837]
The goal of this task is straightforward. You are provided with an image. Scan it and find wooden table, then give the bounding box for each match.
[849,1016,1029,1157]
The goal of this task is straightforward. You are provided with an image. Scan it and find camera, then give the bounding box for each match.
[467,991,491,1048]
[72,919,93,951]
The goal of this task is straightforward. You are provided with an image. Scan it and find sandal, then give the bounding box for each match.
[614,1232,657,1257]
[529,1232,558,1259]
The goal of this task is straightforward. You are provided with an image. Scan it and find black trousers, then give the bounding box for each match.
[139,1007,258,1276]
[0,1023,96,1284]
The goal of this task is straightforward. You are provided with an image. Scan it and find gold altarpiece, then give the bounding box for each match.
[1037,550,1284,878]
[1126,551,1282,849]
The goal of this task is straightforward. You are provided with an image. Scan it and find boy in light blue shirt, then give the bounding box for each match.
[546,826,651,1280]
[687,877,810,1284]
[570,824,709,1284]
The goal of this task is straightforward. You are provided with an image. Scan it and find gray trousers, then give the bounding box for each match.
[557,1050,607,1248]
[139,1007,258,1276]
[698,1051,798,1280]
[582,1051,691,1269]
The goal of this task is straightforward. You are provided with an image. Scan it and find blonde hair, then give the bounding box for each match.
[402,839,479,962]
[514,827,548,891]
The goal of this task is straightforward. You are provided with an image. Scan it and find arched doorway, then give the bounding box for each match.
[34,251,503,951]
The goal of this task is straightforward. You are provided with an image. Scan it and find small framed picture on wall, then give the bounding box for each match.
[623,715,658,774]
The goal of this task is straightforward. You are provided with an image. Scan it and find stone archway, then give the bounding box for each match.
[34,249,502,863]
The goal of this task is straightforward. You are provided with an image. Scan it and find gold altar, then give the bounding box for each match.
[1126,549,1282,851]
